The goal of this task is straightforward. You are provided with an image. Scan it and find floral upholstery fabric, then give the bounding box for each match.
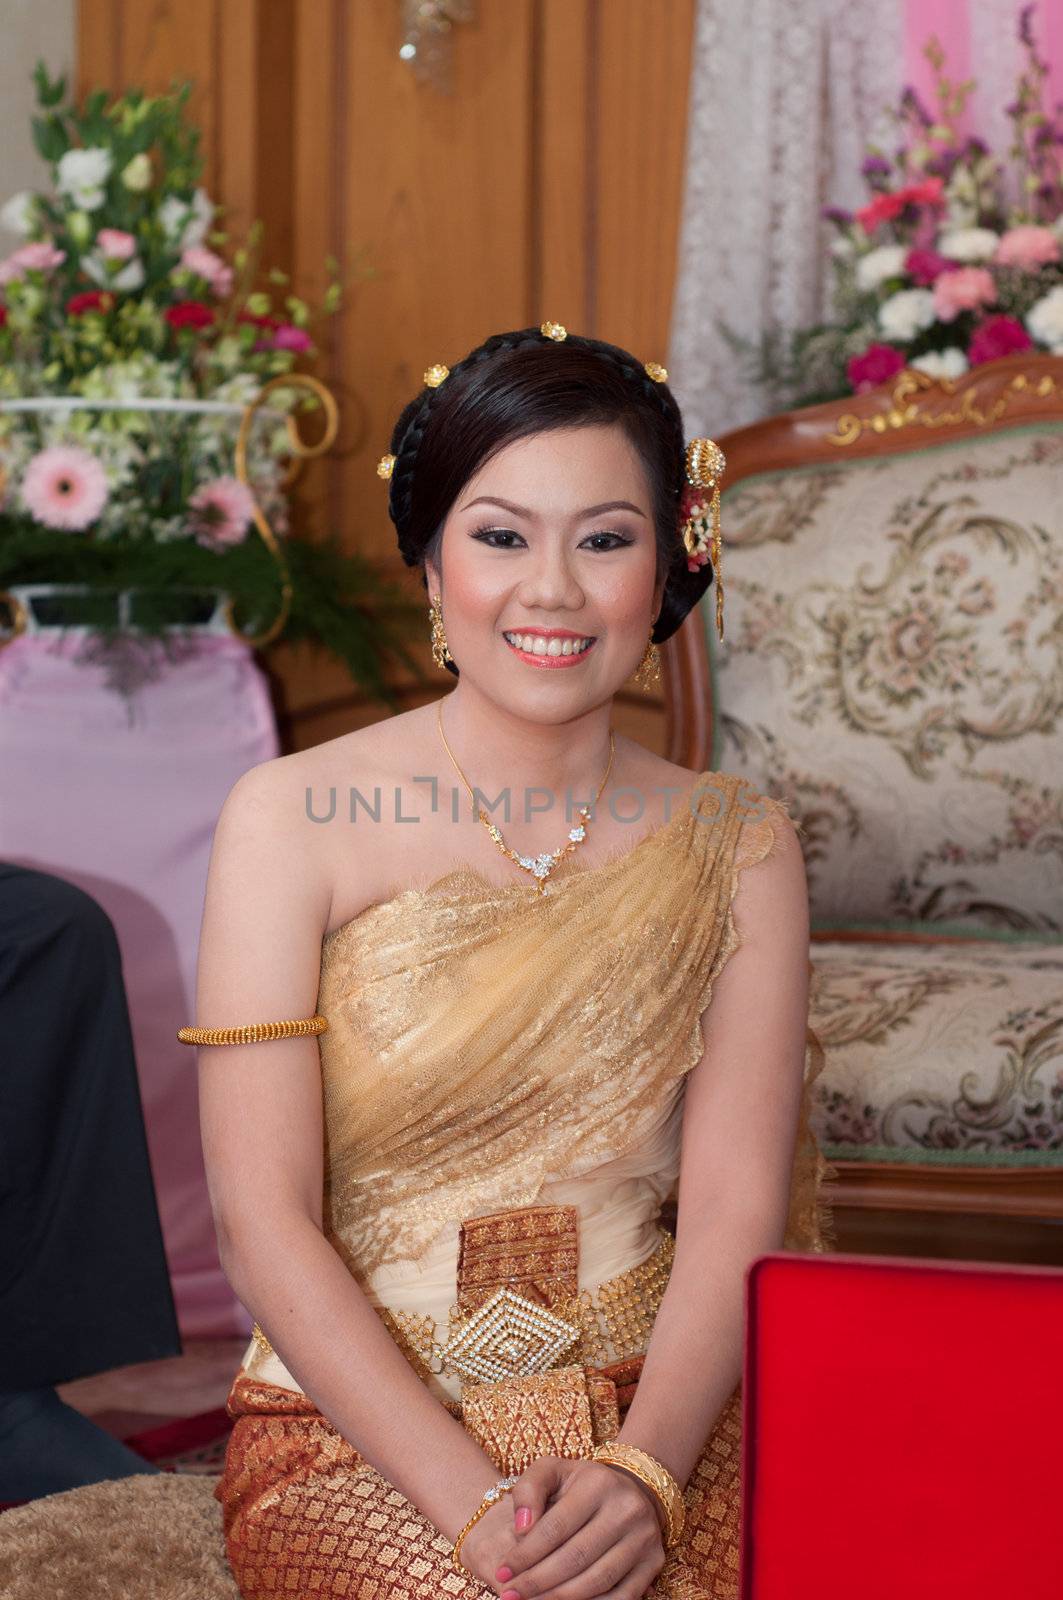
[807,937,1063,1157]
[701,422,1063,1162]
[706,425,1063,935]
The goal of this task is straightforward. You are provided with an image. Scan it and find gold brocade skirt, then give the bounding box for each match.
[214,1206,745,1600]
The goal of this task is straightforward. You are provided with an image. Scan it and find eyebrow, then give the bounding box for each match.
[459,495,647,520]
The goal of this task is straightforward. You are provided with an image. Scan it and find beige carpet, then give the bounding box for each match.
[0,1473,240,1599]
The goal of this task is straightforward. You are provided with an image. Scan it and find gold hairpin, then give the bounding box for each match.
[644,361,668,382]
[681,438,726,643]
[423,363,450,388]
[540,320,567,342]
[377,453,396,480]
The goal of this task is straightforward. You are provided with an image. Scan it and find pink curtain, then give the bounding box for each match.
[0,631,279,1338]
[904,0,1063,137]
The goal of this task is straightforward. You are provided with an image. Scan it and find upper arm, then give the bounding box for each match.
[195,760,333,1259]
[675,805,811,1233]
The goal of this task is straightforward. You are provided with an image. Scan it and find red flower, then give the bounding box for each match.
[165,300,216,332]
[857,176,946,235]
[0,304,7,329]
[846,343,907,393]
[967,314,1033,367]
[856,191,906,232]
[906,177,946,207]
[66,289,114,317]
[237,310,280,330]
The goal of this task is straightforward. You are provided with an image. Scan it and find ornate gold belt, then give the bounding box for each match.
[251,1208,675,1392]
[378,1209,675,1389]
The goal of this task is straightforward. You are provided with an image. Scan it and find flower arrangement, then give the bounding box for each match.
[768,4,1063,406]
[0,65,419,700]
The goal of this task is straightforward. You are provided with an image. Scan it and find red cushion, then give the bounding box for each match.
[741,1251,1063,1598]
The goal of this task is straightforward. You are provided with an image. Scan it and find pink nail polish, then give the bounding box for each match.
[515,1507,533,1531]
[496,1568,513,1584]
[501,1589,521,1600]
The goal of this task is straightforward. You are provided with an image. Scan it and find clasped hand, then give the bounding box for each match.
[462,1455,667,1600]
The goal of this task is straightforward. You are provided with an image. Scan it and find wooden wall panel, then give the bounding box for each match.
[595,0,697,363]
[77,0,697,753]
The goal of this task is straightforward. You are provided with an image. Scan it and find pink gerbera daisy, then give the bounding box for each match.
[188,475,256,549]
[20,444,108,531]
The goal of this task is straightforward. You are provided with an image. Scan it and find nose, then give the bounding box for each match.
[516,541,586,613]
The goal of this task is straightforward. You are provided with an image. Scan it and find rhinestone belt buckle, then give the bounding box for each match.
[441,1286,581,1384]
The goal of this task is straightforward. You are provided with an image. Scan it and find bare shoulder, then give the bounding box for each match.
[730,789,809,933]
[220,705,441,926]
[220,705,416,819]
[612,743,707,814]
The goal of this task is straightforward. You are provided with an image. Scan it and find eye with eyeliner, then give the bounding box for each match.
[469,524,635,551]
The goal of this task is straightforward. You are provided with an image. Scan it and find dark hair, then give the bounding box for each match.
[384,327,714,677]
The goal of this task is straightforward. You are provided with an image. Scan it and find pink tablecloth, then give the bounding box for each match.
[0,630,280,1338]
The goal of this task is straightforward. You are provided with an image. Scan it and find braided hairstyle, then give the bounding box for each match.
[384,326,714,678]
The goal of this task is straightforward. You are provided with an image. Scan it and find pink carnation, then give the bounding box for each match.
[188,475,255,549]
[846,342,906,393]
[933,266,997,322]
[96,228,137,262]
[179,245,233,298]
[271,323,313,353]
[20,445,108,532]
[905,247,949,286]
[0,240,67,285]
[993,225,1061,269]
[967,314,1033,366]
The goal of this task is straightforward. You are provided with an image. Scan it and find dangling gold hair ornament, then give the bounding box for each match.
[680,438,726,642]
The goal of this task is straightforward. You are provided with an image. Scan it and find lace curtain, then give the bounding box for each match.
[667,0,1057,436]
[668,0,902,435]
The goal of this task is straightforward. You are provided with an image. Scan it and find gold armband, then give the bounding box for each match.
[176,1015,328,1046]
[591,1441,685,1548]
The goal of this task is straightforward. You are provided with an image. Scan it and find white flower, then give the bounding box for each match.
[878,287,936,342]
[1026,285,1063,353]
[910,347,969,380]
[158,188,215,250]
[82,250,145,292]
[56,147,113,211]
[0,191,36,238]
[856,244,907,291]
[829,235,856,261]
[121,153,152,192]
[212,372,261,407]
[937,227,1000,262]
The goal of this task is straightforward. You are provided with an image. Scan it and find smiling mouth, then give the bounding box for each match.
[502,631,597,658]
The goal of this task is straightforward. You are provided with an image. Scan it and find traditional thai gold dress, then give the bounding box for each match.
[214,770,836,1600]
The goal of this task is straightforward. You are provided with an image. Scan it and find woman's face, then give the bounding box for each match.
[425,423,666,707]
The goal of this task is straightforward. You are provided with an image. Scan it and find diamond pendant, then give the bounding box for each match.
[482,807,591,894]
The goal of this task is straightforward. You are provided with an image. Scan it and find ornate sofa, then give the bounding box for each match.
[664,354,1063,1264]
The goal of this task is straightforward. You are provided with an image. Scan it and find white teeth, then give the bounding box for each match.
[504,632,593,656]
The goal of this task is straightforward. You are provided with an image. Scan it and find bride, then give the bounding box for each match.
[190,324,834,1600]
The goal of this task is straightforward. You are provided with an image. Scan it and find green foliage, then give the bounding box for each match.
[0,519,429,708]
[0,62,406,704]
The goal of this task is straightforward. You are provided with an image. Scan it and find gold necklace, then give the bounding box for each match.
[435,699,616,896]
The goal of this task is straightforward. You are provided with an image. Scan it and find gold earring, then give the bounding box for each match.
[633,634,661,693]
[429,593,453,669]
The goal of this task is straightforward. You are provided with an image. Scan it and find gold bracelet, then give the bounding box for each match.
[176,1015,328,1046]
[451,1476,520,1572]
[591,1442,685,1549]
